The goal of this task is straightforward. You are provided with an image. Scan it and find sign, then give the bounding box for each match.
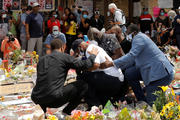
[45,0,52,9]
[3,0,12,10]
[0,83,33,95]
[158,0,173,8]
[153,7,161,18]
[28,0,54,11]
[12,0,20,10]
[75,0,93,17]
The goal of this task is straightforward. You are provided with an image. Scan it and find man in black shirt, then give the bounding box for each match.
[90,8,104,31]
[31,39,98,116]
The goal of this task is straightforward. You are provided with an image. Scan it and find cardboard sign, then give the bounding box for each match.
[158,0,173,8]
[0,83,33,95]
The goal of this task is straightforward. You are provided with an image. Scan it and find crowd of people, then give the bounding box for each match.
[0,2,179,119]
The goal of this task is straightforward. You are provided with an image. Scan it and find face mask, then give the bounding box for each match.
[162,28,166,31]
[160,12,165,16]
[126,33,133,41]
[83,14,88,19]
[53,14,57,18]
[169,16,173,20]
[53,31,59,37]
[144,11,148,15]
[2,14,7,18]
[107,12,110,16]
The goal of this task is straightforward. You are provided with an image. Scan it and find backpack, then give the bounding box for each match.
[115,9,126,24]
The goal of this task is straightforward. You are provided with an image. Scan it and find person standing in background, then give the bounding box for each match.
[90,8,104,31]
[108,3,126,33]
[174,6,180,49]
[64,12,77,53]
[79,11,90,35]
[25,2,44,56]
[47,10,60,33]
[20,6,32,51]
[139,8,154,37]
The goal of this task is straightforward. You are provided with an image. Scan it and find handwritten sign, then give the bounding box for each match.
[158,0,173,8]
[0,83,33,95]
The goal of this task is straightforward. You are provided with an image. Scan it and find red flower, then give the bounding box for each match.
[178,51,180,56]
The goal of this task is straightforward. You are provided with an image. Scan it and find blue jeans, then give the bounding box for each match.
[125,66,174,106]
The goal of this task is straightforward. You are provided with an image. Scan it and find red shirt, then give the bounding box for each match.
[47,18,61,33]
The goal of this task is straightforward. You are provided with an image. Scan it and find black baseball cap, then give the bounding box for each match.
[71,39,83,52]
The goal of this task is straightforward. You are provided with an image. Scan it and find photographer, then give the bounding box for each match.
[1,32,20,60]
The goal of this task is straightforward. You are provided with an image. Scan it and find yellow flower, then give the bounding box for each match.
[165,102,174,109]
[36,55,39,59]
[178,105,180,111]
[160,110,165,116]
[160,86,169,92]
[90,115,95,120]
[178,115,180,118]
[167,111,173,118]
[47,115,58,120]
[5,72,10,78]
[171,88,175,96]
[32,51,36,56]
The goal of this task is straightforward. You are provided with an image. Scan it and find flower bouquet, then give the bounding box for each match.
[153,86,180,120]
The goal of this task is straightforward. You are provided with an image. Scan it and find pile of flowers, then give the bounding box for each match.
[64,102,161,120]
[8,50,39,65]
[65,106,104,120]
[153,86,180,120]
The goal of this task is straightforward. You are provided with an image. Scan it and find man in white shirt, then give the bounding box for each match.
[71,39,126,108]
[108,3,126,33]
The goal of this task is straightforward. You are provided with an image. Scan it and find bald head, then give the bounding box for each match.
[87,27,103,41]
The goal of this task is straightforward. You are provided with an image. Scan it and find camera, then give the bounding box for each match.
[9,35,15,42]
[7,33,15,42]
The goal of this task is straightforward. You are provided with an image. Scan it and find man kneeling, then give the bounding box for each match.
[31,38,98,117]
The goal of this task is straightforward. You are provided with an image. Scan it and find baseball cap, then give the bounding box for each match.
[71,39,83,52]
[32,2,40,7]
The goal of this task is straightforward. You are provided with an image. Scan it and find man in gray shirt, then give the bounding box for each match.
[25,2,44,56]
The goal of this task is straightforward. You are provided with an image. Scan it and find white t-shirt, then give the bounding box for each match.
[114,9,126,25]
[86,44,124,82]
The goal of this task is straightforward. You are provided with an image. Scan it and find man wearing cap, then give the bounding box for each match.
[108,3,126,33]
[174,6,180,49]
[25,2,44,56]
[44,26,66,54]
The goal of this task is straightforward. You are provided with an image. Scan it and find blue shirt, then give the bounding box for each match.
[20,13,27,34]
[44,32,66,45]
[114,32,174,85]
[25,12,43,38]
